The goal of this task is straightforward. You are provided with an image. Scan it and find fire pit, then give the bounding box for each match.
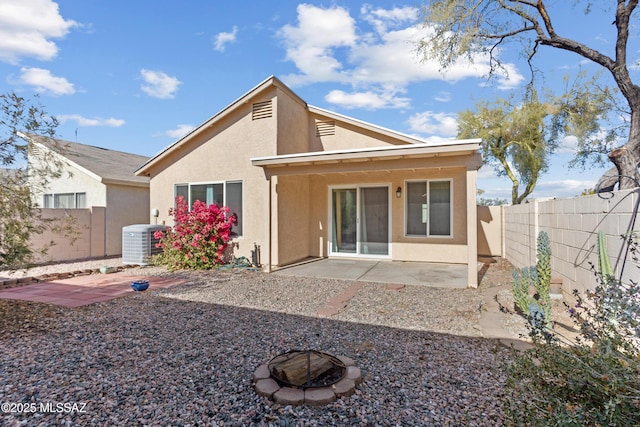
[254,350,362,406]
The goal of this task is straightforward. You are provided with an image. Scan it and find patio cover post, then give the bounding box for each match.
[467,166,478,288]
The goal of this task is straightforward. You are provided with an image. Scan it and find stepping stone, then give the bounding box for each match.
[273,387,305,405]
[304,387,336,406]
[255,378,280,398]
[337,355,355,367]
[253,364,270,381]
[332,378,356,397]
[346,366,362,385]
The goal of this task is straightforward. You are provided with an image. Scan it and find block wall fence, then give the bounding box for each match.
[501,189,640,294]
[29,207,107,264]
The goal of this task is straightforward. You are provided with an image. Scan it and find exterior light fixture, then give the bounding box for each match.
[396,187,402,198]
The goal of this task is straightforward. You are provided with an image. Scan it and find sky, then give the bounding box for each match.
[1,0,638,201]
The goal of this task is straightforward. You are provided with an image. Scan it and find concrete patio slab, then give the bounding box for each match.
[274,259,379,281]
[274,258,468,288]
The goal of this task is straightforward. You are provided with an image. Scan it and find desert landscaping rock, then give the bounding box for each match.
[0,256,548,425]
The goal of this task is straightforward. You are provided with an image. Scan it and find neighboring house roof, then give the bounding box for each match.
[136,75,474,177]
[25,134,150,187]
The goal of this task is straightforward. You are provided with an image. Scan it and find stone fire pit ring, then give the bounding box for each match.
[254,352,362,406]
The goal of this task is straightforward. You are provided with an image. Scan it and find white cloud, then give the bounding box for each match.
[407,111,458,137]
[532,179,596,198]
[278,4,523,110]
[140,69,181,99]
[434,91,451,102]
[278,4,357,85]
[558,135,579,154]
[0,0,78,63]
[213,26,238,52]
[361,4,418,33]
[19,67,74,95]
[325,89,410,109]
[166,124,195,138]
[57,114,124,127]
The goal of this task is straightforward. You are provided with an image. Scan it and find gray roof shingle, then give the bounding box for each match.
[28,134,150,186]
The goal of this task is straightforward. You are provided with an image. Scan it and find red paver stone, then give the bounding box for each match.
[346,366,362,385]
[253,364,271,381]
[385,283,405,291]
[304,387,336,406]
[254,379,280,398]
[332,378,356,397]
[273,387,305,405]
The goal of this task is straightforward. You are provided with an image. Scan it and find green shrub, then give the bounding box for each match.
[503,234,640,426]
[512,267,533,315]
[512,231,552,330]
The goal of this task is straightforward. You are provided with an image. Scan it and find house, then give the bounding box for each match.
[136,76,482,286]
[25,134,151,258]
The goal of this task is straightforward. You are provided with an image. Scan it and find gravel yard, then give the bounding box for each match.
[1,259,514,426]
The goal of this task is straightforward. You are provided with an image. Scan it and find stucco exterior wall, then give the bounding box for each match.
[308,113,410,152]
[303,165,470,265]
[140,79,480,283]
[105,184,151,256]
[276,89,309,155]
[33,161,107,208]
[273,175,310,265]
[147,90,278,263]
[478,205,504,257]
[29,207,106,263]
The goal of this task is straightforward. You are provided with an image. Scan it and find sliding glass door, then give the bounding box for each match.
[330,186,389,256]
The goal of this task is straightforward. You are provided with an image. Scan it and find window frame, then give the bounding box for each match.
[404,179,453,238]
[42,192,86,209]
[174,181,243,237]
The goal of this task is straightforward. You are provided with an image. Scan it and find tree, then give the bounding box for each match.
[418,1,640,191]
[476,189,508,206]
[461,77,612,203]
[0,92,66,269]
[459,92,550,204]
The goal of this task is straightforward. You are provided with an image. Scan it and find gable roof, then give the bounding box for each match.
[135,75,475,177]
[25,133,150,187]
[136,75,297,176]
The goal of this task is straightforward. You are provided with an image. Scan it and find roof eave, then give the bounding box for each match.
[136,75,302,176]
[251,140,481,167]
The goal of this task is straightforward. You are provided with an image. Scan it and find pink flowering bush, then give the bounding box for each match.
[152,196,236,271]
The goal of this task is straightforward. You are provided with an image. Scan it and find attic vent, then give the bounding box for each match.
[316,121,336,137]
[252,100,273,120]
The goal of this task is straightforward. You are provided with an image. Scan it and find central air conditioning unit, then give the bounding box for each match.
[122,224,167,265]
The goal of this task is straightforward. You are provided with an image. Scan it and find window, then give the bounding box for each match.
[42,192,86,208]
[43,194,53,208]
[174,181,243,236]
[405,180,451,237]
